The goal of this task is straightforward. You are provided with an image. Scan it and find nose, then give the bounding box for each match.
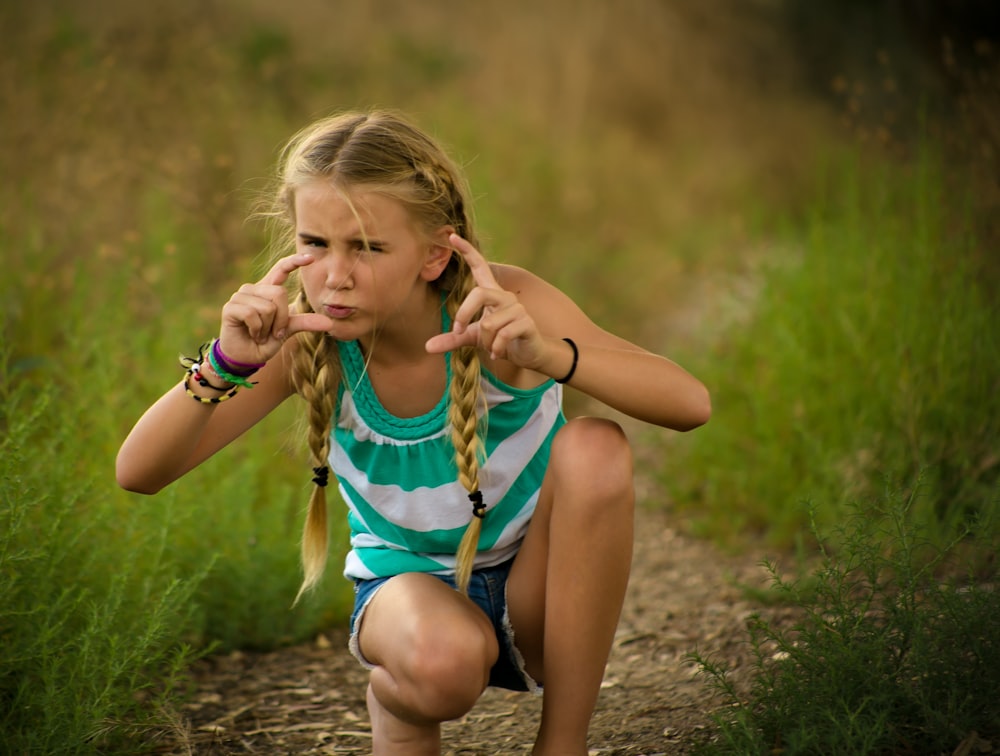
[323,250,356,290]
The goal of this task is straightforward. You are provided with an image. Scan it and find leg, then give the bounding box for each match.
[507,417,635,755]
[358,573,500,755]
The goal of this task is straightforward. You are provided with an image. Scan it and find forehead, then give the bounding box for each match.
[293,181,414,234]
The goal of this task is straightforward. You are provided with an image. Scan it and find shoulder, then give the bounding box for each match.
[491,262,644,354]
[492,263,587,330]
[492,262,547,294]
[492,263,571,312]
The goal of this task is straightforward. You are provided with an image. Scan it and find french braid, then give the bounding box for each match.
[409,151,487,593]
[289,292,341,604]
[435,177,487,595]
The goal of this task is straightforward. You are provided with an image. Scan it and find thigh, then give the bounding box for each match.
[505,417,634,682]
[358,572,500,672]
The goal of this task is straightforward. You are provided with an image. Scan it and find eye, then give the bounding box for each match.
[298,235,327,250]
[350,239,384,254]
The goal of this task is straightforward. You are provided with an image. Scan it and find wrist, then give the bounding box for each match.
[546,337,578,384]
[214,338,266,374]
[199,359,236,390]
[179,342,243,405]
[208,338,261,389]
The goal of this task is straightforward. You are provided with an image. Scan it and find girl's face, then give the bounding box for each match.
[293,180,452,346]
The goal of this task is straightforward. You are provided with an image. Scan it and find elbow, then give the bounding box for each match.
[115,456,165,496]
[119,482,162,496]
[675,384,712,432]
[116,474,162,496]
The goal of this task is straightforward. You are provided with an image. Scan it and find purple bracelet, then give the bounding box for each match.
[212,339,265,377]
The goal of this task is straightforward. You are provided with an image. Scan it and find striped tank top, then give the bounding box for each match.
[331,336,566,580]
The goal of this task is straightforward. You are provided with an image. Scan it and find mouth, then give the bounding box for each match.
[323,304,356,320]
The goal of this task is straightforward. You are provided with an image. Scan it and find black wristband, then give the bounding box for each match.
[555,338,578,384]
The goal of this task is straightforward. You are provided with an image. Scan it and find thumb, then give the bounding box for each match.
[285,312,335,338]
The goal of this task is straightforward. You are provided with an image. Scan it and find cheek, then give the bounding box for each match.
[297,268,324,308]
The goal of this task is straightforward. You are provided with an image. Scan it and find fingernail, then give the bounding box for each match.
[276,330,286,340]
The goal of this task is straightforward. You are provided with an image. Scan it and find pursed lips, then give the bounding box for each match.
[323,304,356,319]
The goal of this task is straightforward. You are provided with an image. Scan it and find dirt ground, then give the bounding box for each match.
[160,473,795,755]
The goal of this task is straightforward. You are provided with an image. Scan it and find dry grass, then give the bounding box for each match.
[0,0,839,342]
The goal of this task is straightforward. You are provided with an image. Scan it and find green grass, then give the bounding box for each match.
[690,479,1000,755]
[666,146,1000,551]
[1,2,996,752]
[0,366,200,752]
[0,210,352,751]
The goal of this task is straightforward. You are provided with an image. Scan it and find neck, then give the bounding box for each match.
[360,286,444,364]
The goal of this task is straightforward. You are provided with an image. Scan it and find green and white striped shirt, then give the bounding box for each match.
[333,337,566,580]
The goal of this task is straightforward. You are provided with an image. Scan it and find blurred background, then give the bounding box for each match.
[1,0,997,751]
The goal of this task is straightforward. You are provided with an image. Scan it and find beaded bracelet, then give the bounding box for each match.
[186,360,232,391]
[182,367,240,404]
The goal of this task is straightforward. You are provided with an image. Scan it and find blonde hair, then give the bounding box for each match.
[263,110,487,601]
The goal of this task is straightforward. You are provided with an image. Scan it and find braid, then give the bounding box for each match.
[290,292,341,605]
[411,159,469,240]
[442,196,486,595]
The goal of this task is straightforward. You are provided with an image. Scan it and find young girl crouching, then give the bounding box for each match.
[117,109,710,755]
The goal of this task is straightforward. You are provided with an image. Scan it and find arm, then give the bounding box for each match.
[425,235,711,432]
[115,349,296,494]
[116,253,334,494]
[522,312,710,431]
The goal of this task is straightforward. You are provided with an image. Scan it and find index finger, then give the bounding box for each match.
[450,234,499,290]
[259,253,315,286]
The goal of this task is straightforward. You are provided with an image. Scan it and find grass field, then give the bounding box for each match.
[1,1,996,751]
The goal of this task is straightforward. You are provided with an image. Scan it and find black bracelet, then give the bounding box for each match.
[555,337,578,384]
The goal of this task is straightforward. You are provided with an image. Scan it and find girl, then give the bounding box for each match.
[116,109,710,755]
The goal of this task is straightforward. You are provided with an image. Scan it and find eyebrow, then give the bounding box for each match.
[297,231,388,248]
[345,233,388,249]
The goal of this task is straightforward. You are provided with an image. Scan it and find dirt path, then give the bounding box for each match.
[164,487,790,755]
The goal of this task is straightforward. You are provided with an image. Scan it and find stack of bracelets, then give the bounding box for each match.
[179,339,265,404]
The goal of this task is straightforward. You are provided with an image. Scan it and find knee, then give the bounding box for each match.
[396,616,497,720]
[550,417,634,503]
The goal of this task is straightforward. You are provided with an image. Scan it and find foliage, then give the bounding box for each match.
[666,146,1000,549]
[691,480,1000,755]
[0,210,351,751]
[0,365,202,753]
[0,1,994,752]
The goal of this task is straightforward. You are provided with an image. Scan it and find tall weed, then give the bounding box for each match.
[691,480,1000,754]
[0,202,351,751]
[667,147,1000,548]
[0,364,201,752]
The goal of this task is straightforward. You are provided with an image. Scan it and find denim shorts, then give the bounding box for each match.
[348,560,541,694]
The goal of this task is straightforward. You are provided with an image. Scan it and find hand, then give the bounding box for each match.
[218,253,334,365]
[425,234,546,369]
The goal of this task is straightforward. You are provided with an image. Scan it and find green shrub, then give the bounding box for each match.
[691,480,1000,755]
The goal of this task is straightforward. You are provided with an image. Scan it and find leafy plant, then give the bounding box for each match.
[691,479,1000,755]
[0,365,203,753]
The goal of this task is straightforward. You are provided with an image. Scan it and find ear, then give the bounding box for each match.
[420,226,455,282]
